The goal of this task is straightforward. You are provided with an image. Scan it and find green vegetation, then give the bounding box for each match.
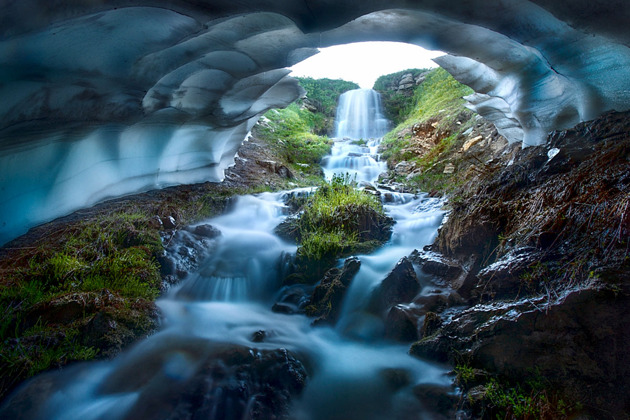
[374,68,429,125]
[483,378,582,419]
[407,67,473,123]
[455,363,583,419]
[258,103,333,167]
[0,209,166,396]
[378,67,476,194]
[286,174,393,282]
[295,78,359,117]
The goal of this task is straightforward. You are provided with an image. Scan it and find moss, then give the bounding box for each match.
[287,174,393,282]
[478,377,583,420]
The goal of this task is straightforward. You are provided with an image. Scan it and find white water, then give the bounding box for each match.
[324,89,389,184]
[335,89,389,140]
[0,91,449,420]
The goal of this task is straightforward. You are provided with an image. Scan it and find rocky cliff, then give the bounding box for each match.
[405,111,630,419]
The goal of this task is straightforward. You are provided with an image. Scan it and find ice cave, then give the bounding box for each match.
[1,0,630,244]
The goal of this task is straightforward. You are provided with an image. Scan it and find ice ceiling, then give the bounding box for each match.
[1,1,630,244]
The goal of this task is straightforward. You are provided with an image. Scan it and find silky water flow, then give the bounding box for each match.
[0,89,451,420]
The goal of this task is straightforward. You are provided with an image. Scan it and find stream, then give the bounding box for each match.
[1,89,450,420]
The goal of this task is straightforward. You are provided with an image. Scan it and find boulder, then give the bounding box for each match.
[394,161,416,176]
[305,257,361,325]
[185,223,221,239]
[409,249,463,287]
[97,343,308,420]
[409,284,630,418]
[371,257,420,312]
[384,305,419,342]
[474,247,540,300]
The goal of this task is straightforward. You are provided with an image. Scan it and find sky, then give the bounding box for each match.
[289,42,444,89]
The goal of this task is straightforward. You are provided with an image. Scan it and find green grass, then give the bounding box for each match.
[295,77,359,117]
[374,68,430,125]
[483,378,582,420]
[293,174,391,271]
[258,104,333,165]
[378,68,476,194]
[0,208,166,396]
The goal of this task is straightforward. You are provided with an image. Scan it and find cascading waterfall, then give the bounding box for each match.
[335,89,389,140]
[0,91,450,420]
[324,89,389,184]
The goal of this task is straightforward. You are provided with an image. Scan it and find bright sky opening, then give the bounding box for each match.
[289,42,444,89]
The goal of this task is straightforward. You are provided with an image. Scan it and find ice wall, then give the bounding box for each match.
[1,1,630,244]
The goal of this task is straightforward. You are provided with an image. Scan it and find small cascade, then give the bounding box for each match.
[174,192,296,302]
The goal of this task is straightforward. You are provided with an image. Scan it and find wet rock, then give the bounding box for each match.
[410,249,463,287]
[380,368,412,390]
[148,215,163,230]
[372,257,420,312]
[305,257,361,325]
[273,216,300,242]
[384,305,419,342]
[185,223,221,239]
[413,290,465,313]
[464,385,488,413]
[162,229,219,280]
[474,247,540,300]
[420,311,442,338]
[410,285,630,418]
[98,341,308,420]
[412,384,458,416]
[272,285,311,314]
[251,330,266,343]
[162,215,177,230]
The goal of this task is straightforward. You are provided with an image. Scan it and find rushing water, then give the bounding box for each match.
[335,89,389,140]
[0,89,450,420]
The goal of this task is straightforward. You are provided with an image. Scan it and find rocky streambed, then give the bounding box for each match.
[1,109,629,419]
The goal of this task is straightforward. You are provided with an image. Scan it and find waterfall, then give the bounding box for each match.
[335,89,389,139]
[323,89,389,184]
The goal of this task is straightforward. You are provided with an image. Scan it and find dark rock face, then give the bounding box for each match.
[419,311,442,339]
[474,247,541,301]
[185,223,222,239]
[159,346,307,420]
[384,305,419,342]
[372,257,420,312]
[305,257,361,325]
[410,249,463,286]
[411,286,630,417]
[408,112,630,418]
